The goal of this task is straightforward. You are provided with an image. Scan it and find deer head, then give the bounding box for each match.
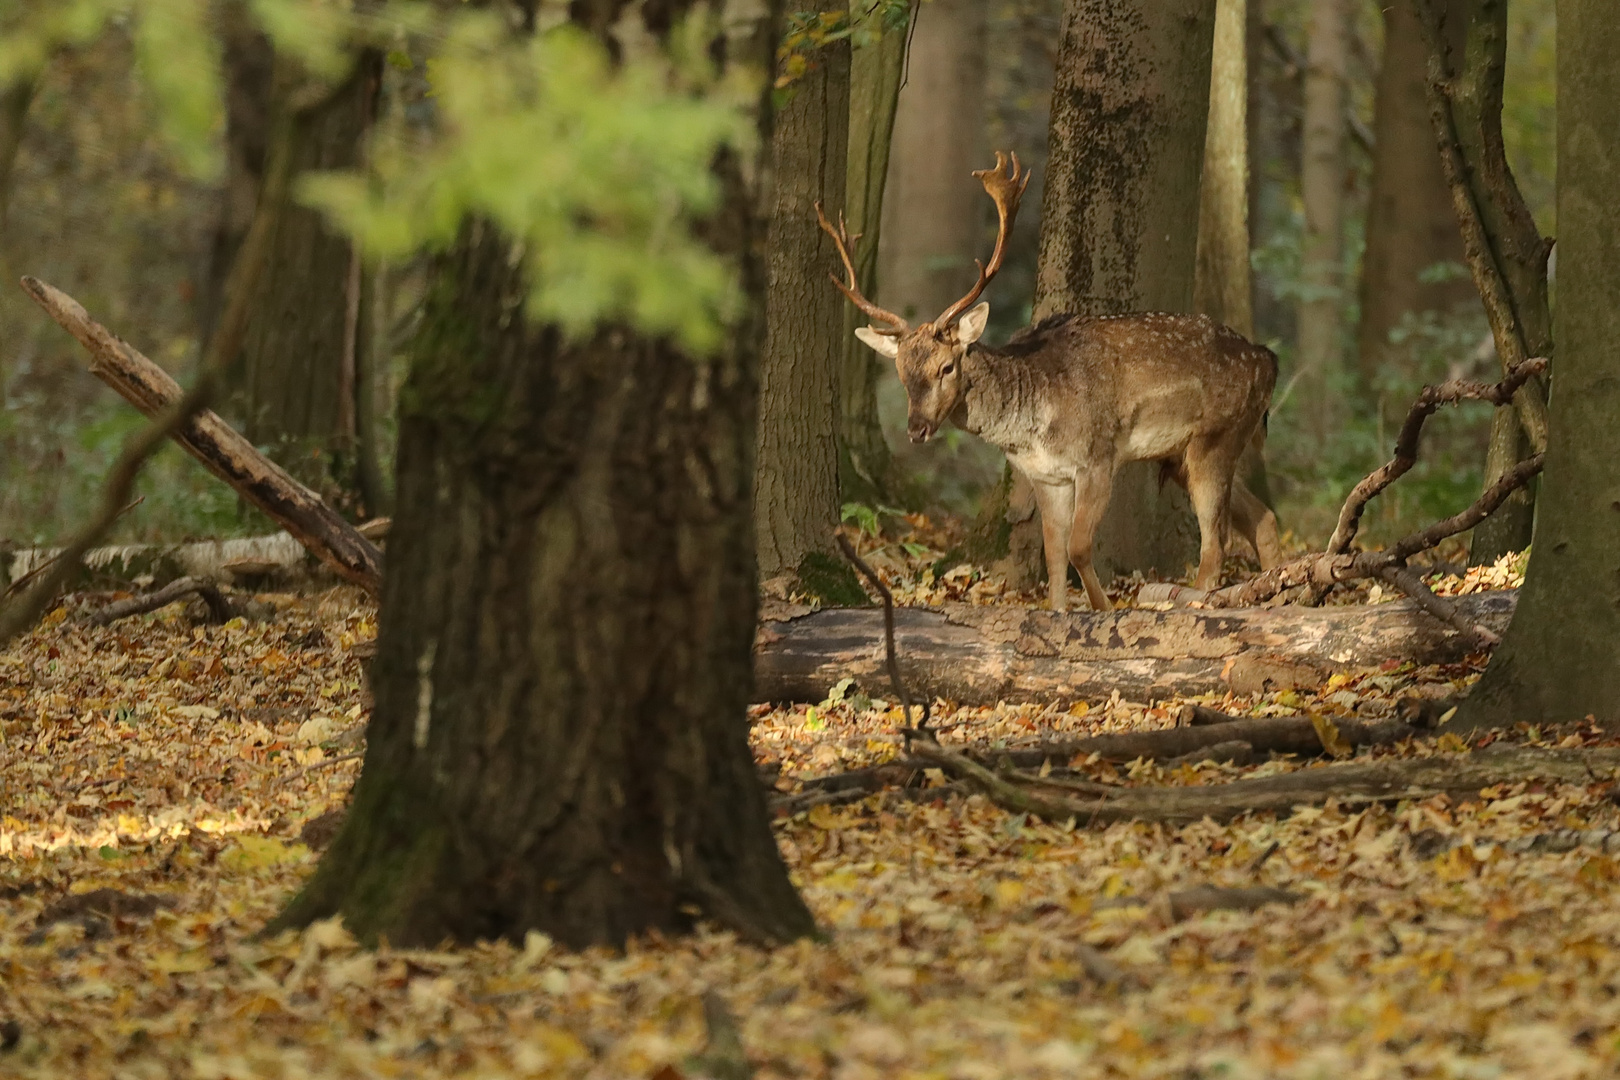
[818,151,1030,443]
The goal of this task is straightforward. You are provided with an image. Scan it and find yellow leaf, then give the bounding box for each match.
[1068,701,1089,717]
[151,949,212,974]
[993,880,1025,908]
[1307,710,1352,758]
[806,803,840,830]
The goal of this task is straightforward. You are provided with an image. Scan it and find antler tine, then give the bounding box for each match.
[936,150,1032,328]
[814,200,909,331]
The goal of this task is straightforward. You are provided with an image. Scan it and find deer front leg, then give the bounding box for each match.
[1031,480,1076,611]
[1066,466,1114,611]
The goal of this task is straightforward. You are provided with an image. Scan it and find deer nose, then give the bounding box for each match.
[907,421,933,444]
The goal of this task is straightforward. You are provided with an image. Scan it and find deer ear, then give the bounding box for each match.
[854,326,900,359]
[956,302,990,345]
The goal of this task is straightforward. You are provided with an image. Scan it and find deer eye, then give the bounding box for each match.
[940,362,955,376]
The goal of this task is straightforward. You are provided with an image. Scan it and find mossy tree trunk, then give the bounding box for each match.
[755,26,848,585]
[1026,0,1215,582]
[836,2,907,503]
[1454,0,1620,728]
[272,1,815,949]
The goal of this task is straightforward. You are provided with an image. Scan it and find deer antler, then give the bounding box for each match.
[935,151,1032,329]
[815,201,909,332]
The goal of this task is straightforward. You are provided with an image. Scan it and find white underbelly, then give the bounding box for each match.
[1007,445,1074,485]
[1121,423,1190,462]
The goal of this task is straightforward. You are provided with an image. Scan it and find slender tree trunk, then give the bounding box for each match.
[755,29,849,581]
[1195,0,1273,510]
[1029,0,1216,581]
[1433,0,1551,565]
[1358,0,1475,398]
[272,1,815,949]
[1195,0,1254,338]
[1247,0,1303,349]
[1455,0,1620,728]
[836,2,907,502]
[0,76,36,240]
[878,0,988,325]
[1296,0,1349,442]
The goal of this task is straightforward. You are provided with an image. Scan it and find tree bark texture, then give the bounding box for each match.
[836,3,907,501]
[0,76,36,239]
[1194,0,1254,338]
[1296,0,1349,439]
[878,0,988,327]
[755,590,1515,706]
[20,277,384,593]
[274,1,815,950]
[1029,0,1216,580]
[217,47,383,513]
[755,31,849,579]
[1456,0,1620,728]
[1246,0,1302,349]
[1194,0,1274,510]
[1358,0,1476,394]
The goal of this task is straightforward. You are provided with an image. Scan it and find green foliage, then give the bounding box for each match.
[302,15,759,355]
[2,2,765,356]
[776,2,909,89]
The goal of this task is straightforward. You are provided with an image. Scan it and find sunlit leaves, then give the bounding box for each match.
[301,15,760,354]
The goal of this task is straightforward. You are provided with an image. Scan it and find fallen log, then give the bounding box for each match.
[753,590,1516,706]
[911,741,1620,826]
[20,278,383,595]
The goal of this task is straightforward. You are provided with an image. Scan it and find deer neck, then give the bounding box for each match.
[956,344,1041,452]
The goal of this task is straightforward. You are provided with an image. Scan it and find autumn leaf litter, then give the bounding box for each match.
[3,540,1619,1079]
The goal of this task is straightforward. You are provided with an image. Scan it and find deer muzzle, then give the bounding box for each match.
[907,418,936,443]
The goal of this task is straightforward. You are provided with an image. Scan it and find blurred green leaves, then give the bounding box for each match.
[302,13,758,355]
[2,1,765,355]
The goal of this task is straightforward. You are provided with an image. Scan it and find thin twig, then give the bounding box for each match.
[835,532,931,738]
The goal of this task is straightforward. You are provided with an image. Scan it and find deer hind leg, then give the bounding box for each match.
[1182,442,1237,592]
[1066,467,1114,611]
[1230,479,1282,570]
[1031,480,1077,611]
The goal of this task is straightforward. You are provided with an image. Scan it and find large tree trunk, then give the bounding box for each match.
[1454,0,1620,729]
[754,590,1516,705]
[0,76,36,240]
[1358,0,1475,397]
[836,2,907,503]
[1295,0,1349,442]
[273,4,815,949]
[755,29,849,582]
[1029,0,1215,581]
[203,30,384,516]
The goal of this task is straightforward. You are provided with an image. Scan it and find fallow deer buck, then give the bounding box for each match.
[817,151,1282,611]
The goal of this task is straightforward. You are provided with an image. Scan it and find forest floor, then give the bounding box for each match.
[2,519,1618,1079]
